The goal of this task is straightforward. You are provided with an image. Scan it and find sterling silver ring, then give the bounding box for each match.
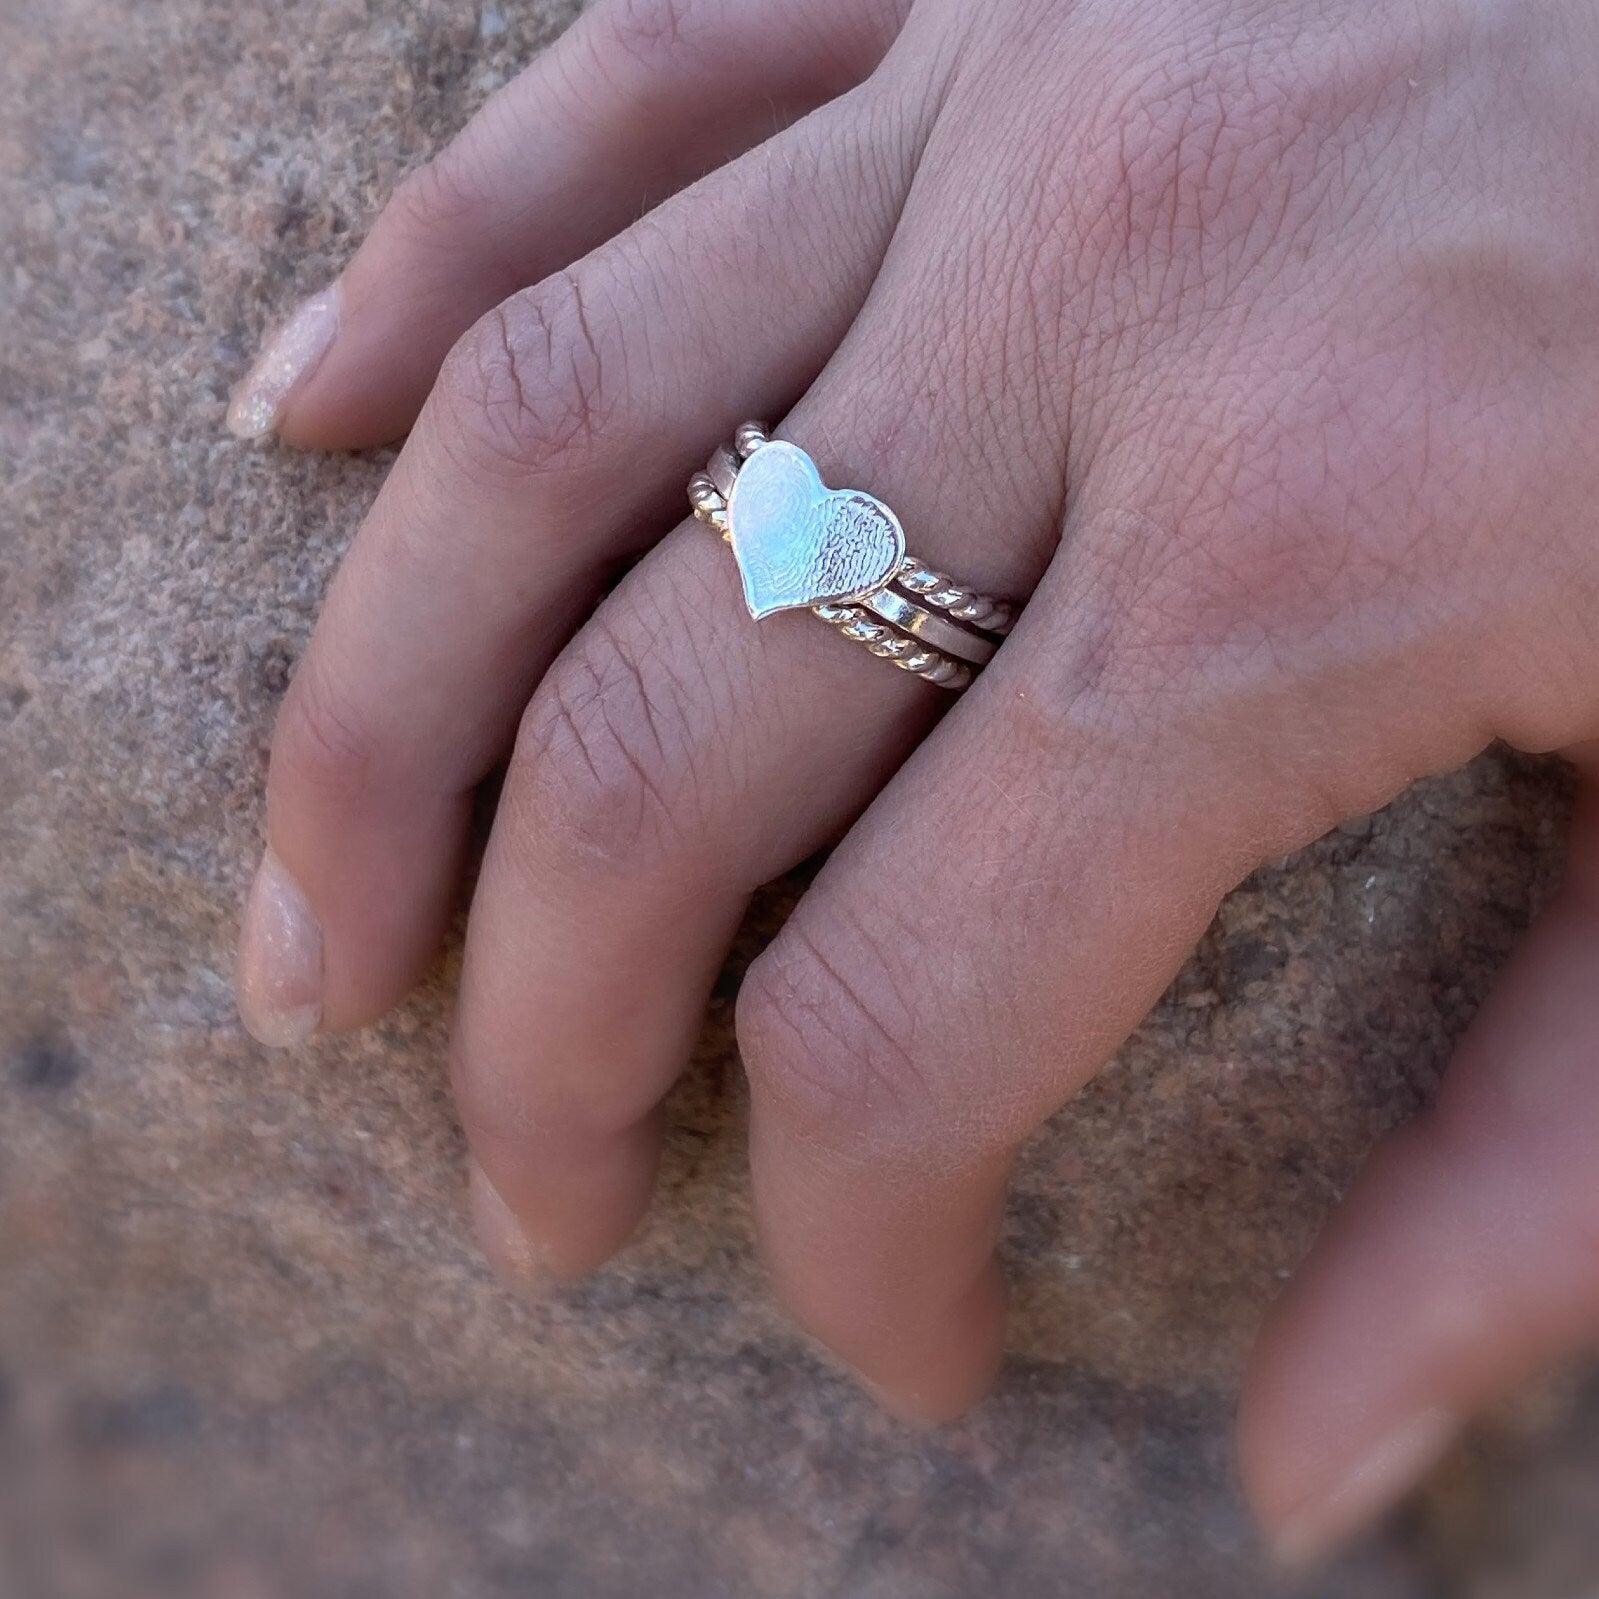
[687,423,1015,691]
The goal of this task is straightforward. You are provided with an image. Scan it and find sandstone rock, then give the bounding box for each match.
[2,2,1595,1594]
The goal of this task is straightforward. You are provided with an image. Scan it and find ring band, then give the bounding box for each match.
[688,424,1015,691]
[859,587,997,666]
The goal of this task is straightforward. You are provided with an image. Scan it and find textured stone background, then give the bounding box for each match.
[4,2,1599,1595]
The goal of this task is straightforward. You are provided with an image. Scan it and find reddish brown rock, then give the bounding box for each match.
[2,1,1596,1594]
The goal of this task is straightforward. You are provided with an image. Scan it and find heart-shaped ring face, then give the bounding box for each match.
[726,442,906,621]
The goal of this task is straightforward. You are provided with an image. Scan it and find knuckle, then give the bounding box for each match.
[447,1048,533,1150]
[384,149,495,249]
[737,919,937,1151]
[1029,504,1232,715]
[451,1041,650,1152]
[1090,50,1284,244]
[1061,6,1419,288]
[383,66,549,251]
[1062,365,1435,706]
[505,606,698,880]
[271,655,386,810]
[434,270,613,486]
[595,0,719,72]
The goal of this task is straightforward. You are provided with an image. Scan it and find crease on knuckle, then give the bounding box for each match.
[436,270,614,486]
[1058,372,1395,715]
[1063,11,1419,331]
[738,919,934,1151]
[452,1042,650,1152]
[384,149,497,251]
[595,0,716,73]
[507,611,695,878]
[1101,52,1294,251]
[448,1049,537,1150]
[1029,508,1223,738]
[272,655,385,809]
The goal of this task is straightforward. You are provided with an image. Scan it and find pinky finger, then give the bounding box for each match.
[228,0,907,449]
[1240,756,1599,1564]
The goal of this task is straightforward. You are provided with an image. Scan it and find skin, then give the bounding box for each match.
[232,0,1599,1563]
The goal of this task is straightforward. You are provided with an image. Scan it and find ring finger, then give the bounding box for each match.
[450,167,1068,1283]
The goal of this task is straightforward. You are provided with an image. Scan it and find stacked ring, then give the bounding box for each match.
[688,424,1015,691]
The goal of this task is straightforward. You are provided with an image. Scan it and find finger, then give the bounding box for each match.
[1238,759,1599,1566]
[227,0,907,449]
[451,520,962,1281]
[448,175,1076,1281]
[237,96,910,1049]
[734,537,1286,1417]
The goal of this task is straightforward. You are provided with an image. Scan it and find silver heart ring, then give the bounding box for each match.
[687,424,1015,691]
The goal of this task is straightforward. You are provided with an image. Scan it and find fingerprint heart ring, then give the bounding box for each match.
[687,423,1015,691]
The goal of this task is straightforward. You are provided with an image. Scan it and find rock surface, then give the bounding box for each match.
[2,1,1597,1595]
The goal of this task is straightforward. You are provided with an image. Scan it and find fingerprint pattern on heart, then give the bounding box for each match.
[728,443,906,620]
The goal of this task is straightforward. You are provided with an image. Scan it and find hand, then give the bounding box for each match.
[230,0,1599,1563]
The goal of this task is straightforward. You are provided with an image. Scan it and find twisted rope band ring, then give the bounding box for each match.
[687,424,1015,691]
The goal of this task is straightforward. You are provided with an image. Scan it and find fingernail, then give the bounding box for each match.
[1272,1407,1460,1569]
[235,846,323,1048]
[467,1159,547,1289]
[227,282,341,439]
